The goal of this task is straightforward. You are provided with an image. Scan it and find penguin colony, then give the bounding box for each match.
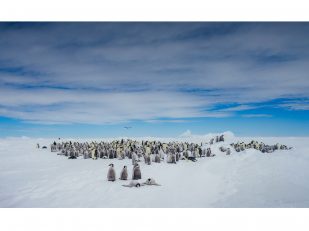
[230,140,291,153]
[50,136,223,161]
[50,134,291,160]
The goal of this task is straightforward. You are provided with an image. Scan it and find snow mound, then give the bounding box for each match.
[180,129,192,137]
[179,130,235,143]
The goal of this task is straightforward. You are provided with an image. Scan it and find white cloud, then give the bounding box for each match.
[242,114,272,118]
[0,23,308,124]
[279,99,309,111]
[218,105,259,112]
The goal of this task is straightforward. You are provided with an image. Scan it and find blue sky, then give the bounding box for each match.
[0,22,308,137]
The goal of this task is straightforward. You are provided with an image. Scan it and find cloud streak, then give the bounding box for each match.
[0,22,308,124]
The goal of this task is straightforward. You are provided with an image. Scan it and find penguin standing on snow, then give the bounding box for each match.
[144,155,151,165]
[154,154,161,163]
[91,148,97,160]
[171,153,176,164]
[132,163,141,180]
[119,166,128,180]
[107,163,116,181]
[132,152,138,165]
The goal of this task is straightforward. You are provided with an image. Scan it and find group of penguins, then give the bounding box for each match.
[48,134,291,162]
[47,134,291,167]
[49,136,226,163]
[107,163,160,187]
[230,140,291,153]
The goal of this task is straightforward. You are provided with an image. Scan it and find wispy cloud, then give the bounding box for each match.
[217,105,259,112]
[0,23,308,124]
[279,99,309,111]
[242,114,272,118]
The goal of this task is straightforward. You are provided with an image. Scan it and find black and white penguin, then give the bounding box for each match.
[122,180,141,188]
[171,153,176,164]
[132,163,141,180]
[132,152,138,165]
[176,153,180,162]
[167,153,176,164]
[144,155,151,165]
[83,150,89,159]
[142,178,161,186]
[108,150,114,159]
[107,163,116,181]
[154,154,160,163]
[219,135,224,142]
[119,166,128,180]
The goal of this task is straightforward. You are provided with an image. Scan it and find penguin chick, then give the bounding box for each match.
[132,164,141,180]
[122,180,142,188]
[142,178,161,186]
[107,163,116,181]
[119,165,128,180]
[154,154,160,163]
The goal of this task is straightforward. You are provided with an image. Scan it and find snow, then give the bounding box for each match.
[1,133,309,207]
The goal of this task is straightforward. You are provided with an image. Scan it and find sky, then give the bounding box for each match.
[0,22,308,138]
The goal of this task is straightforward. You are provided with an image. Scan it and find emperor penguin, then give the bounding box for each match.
[107,163,116,181]
[108,149,114,159]
[206,148,212,157]
[122,180,141,188]
[132,163,141,180]
[142,178,161,186]
[176,153,180,162]
[171,153,176,164]
[216,136,219,143]
[220,135,224,142]
[154,154,161,163]
[132,152,138,165]
[91,148,97,160]
[159,148,165,160]
[119,166,128,180]
[144,155,151,165]
[167,153,176,164]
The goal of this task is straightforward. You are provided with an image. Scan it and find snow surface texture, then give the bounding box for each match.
[1,132,309,208]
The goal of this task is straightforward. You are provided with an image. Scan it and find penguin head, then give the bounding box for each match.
[124,165,127,169]
[109,163,114,167]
